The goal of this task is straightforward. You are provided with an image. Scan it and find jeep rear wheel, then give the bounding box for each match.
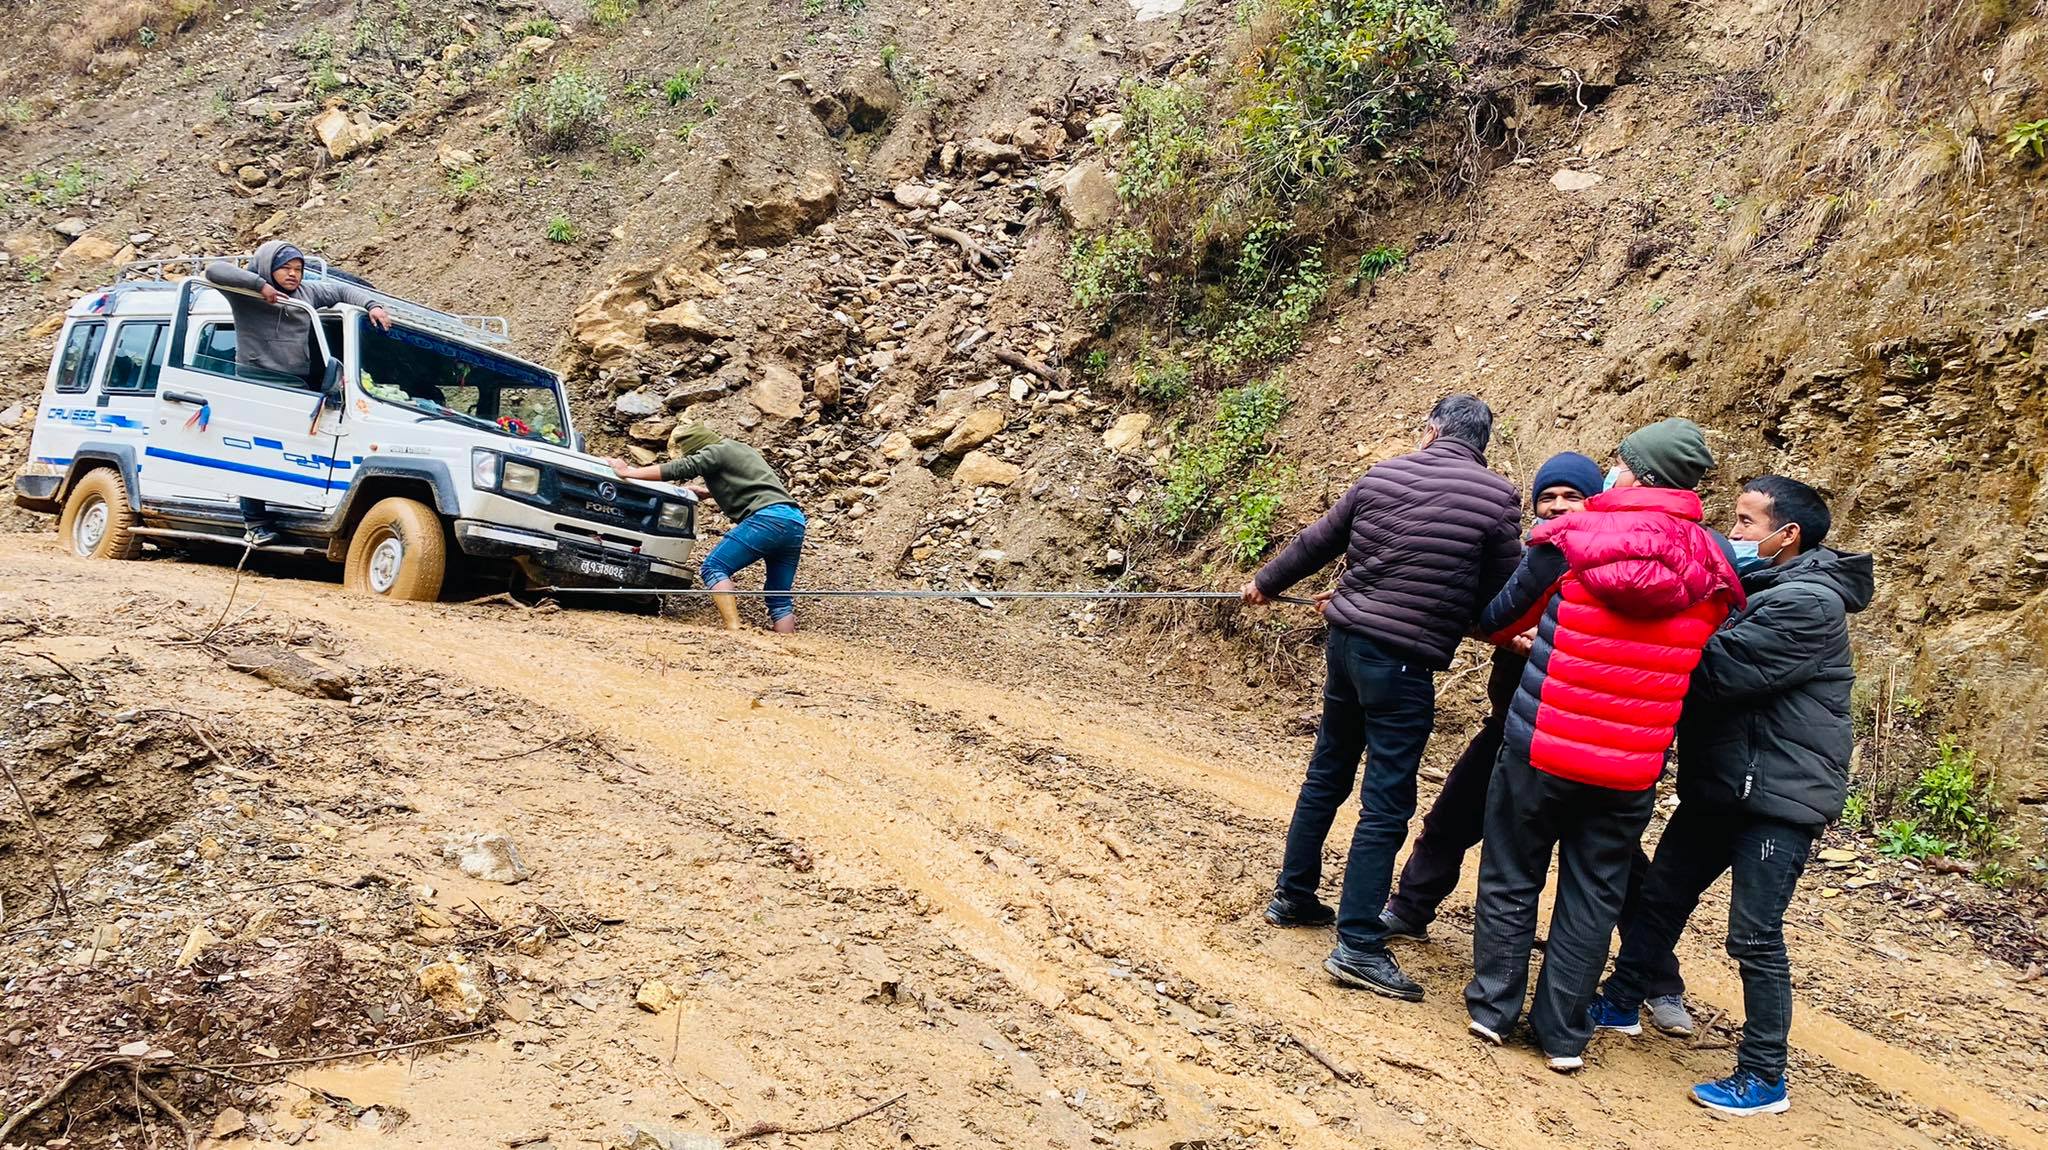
[344,497,447,601]
[58,469,142,561]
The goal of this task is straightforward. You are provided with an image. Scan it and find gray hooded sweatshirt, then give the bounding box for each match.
[203,241,381,381]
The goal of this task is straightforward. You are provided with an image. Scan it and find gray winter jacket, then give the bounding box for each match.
[203,241,381,381]
[1675,547,1875,827]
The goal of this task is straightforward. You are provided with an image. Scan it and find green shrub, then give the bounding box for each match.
[1353,243,1406,286]
[1066,228,1153,316]
[1116,80,1206,204]
[1208,250,1329,368]
[1221,461,1294,566]
[1134,357,1192,403]
[446,165,486,200]
[294,28,334,59]
[663,63,707,106]
[1155,375,1290,534]
[1230,0,1458,199]
[545,215,577,243]
[588,0,638,28]
[512,71,610,149]
[516,16,560,37]
[1911,738,2015,856]
[1876,818,1950,860]
[2005,118,2047,162]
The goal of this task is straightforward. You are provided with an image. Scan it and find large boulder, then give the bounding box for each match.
[55,233,123,270]
[954,451,1021,488]
[613,390,665,420]
[1103,412,1153,454]
[940,408,1004,456]
[646,300,730,343]
[839,63,900,132]
[959,138,1022,174]
[1051,161,1120,230]
[310,107,395,160]
[732,168,840,246]
[746,363,806,421]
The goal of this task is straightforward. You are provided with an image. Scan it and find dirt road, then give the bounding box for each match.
[3,534,2044,1149]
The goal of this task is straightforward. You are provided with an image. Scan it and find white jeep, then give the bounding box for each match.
[13,255,698,600]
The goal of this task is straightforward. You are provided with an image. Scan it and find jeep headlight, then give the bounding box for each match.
[470,449,500,489]
[501,459,542,496]
[658,500,691,531]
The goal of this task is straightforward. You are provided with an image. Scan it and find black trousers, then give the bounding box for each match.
[1466,750,1656,1056]
[1276,628,1437,952]
[1605,805,1816,1080]
[1388,657,1683,999]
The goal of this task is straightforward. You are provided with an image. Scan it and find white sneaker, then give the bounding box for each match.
[1546,1053,1584,1074]
[1468,1019,1504,1046]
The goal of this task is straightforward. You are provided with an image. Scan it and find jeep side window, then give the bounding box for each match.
[53,321,106,394]
[105,321,169,394]
[189,321,314,389]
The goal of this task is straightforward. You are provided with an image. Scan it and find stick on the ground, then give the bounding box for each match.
[992,345,1061,384]
[20,650,83,681]
[1287,1033,1357,1085]
[136,1074,198,1150]
[187,1028,491,1071]
[474,734,580,762]
[0,757,71,919]
[727,1092,907,1144]
[0,1055,117,1142]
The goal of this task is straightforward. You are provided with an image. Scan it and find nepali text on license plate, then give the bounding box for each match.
[577,557,629,581]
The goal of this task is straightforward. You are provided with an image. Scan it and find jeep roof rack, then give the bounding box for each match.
[116,253,513,346]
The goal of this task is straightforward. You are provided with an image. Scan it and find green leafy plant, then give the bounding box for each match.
[21,256,46,284]
[545,214,577,243]
[311,58,344,95]
[1208,250,1329,368]
[1352,243,1406,287]
[511,71,610,149]
[802,0,826,14]
[1841,790,1869,831]
[1115,80,1206,204]
[588,0,638,28]
[1875,818,1950,860]
[1155,375,1290,534]
[609,136,648,161]
[294,28,334,59]
[1221,460,1294,566]
[879,42,899,73]
[516,16,560,37]
[663,63,707,106]
[446,165,486,200]
[1134,357,1192,403]
[1066,228,1153,316]
[1082,348,1111,379]
[1973,861,2012,889]
[2003,118,2047,162]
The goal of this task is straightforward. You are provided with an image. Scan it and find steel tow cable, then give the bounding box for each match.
[527,586,1317,605]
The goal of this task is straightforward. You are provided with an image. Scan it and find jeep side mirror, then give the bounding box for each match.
[321,357,344,409]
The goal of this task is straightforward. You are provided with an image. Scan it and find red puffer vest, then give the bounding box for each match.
[1505,487,1746,790]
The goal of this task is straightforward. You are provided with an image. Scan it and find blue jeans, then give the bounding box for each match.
[1277,628,1437,952]
[701,503,805,621]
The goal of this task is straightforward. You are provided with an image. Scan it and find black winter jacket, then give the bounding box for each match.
[1254,437,1522,669]
[1675,547,1875,827]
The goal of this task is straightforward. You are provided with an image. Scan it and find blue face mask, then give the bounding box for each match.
[1602,466,1622,492]
[1730,526,1791,574]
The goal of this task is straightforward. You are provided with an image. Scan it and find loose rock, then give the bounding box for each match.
[442,831,531,884]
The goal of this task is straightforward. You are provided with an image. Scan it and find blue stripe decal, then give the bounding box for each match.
[35,456,74,465]
[142,446,341,490]
[253,437,284,449]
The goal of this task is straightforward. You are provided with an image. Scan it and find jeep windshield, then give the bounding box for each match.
[358,321,569,444]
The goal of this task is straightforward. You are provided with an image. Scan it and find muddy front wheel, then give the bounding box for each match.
[343,497,447,601]
[57,469,142,560]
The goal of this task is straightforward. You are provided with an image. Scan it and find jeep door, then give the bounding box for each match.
[143,282,345,512]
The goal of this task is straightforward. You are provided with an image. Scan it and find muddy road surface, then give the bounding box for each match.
[2,534,2044,1150]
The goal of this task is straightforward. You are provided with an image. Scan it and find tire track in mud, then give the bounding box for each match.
[5,542,2042,1149]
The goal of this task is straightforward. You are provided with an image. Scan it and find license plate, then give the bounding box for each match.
[575,557,630,581]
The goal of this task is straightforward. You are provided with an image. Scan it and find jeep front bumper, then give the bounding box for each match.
[452,520,693,589]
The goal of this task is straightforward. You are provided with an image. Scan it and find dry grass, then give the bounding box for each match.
[49,0,211,73]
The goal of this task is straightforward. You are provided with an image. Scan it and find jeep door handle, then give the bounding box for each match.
[163,390,209,406]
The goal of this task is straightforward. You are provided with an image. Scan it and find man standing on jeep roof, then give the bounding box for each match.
[204,240,392,385]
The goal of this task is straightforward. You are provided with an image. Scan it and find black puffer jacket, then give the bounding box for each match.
[1254,437,1522,669]
[1675,547,1875,827]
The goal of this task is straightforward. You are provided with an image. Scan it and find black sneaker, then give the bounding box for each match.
[1379,908,1428,943]
[1264,894,1336,928]
[1323,942,1424,1002]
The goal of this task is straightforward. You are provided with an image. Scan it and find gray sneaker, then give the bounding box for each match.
[1646,994,1696,1038]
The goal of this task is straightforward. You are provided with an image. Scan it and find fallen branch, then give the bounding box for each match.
[0,1055,121,1142]
[727,1092,907,1144]
[474,734,580,763]
[19,650,82,681]
[992,346,1062,384]
[135,1074,198,1150]
[1286,1033,1357,1085]
[187,1028,492,1071]
[0,757,71,919]
[928,225,1003,279]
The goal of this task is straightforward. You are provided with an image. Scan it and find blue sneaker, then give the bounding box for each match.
[1587,994,1642,1036]
[1690,1070,1790,1116]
